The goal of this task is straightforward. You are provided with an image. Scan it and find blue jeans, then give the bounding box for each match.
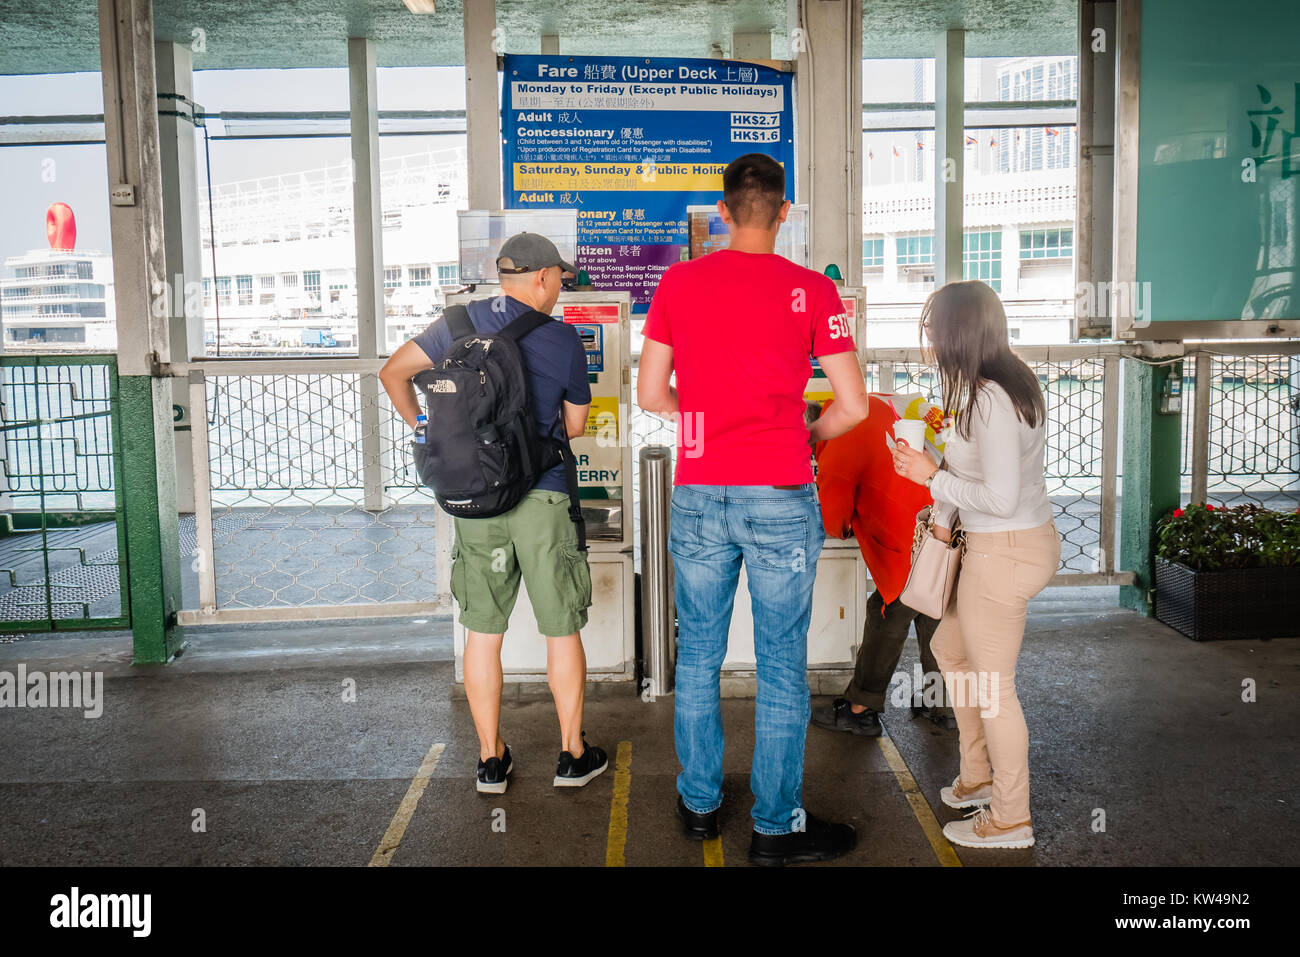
[669,483,825,835]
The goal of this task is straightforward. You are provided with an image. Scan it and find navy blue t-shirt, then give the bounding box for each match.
[412,295,591,493]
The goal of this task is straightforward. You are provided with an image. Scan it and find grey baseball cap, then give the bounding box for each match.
[495,231,576,276]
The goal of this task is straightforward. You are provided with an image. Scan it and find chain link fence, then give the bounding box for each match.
[859,350,1110,574]
[631,347,1113,576]
[182,345,1299,619]
[191,363,448,615]
[1181,353,1300,511]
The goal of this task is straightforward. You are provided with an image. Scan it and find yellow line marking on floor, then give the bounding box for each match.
[369,741,446,867]
[605,740,633,866]
[702,835,725,867]
[876,731,962,867]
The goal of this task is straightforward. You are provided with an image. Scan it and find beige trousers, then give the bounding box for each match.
[930,519,1061,827]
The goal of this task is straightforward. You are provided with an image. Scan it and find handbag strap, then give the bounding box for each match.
[919,504,964,550]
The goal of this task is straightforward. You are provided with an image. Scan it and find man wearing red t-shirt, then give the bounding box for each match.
[638,153,870,866]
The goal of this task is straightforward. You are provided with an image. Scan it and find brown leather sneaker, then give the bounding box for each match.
[943,807,1035,849]
[940,775,993,809]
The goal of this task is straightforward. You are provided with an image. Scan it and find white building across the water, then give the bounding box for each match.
[197,147,466,353]
[861,167,1076,347]
[1,245,116,351]
[2,125,1080,354]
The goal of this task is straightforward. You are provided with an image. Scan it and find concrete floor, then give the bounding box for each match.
[0,587,1295,866]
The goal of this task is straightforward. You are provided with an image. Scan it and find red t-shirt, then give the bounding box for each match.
[643,249,857,485]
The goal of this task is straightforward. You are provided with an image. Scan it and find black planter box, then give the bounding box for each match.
[1155,557,1300,641]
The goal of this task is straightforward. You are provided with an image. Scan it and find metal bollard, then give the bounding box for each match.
[639,446,675,696]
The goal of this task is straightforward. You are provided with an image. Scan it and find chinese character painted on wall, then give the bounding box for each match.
[1248,82,1298,177]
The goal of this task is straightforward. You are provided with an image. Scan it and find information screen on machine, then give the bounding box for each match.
[561,302,623,493]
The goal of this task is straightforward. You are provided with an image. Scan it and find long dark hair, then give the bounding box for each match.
[920,280,1045,441]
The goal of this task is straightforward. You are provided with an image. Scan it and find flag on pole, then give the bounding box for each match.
[891,144,899,157]
[916,141,924,150]
[1045,126,1060,136]
[989,136,997,148]
[868,147,874,160]
[965,135,978,146]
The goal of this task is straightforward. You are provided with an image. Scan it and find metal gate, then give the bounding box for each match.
[0,355,130,636]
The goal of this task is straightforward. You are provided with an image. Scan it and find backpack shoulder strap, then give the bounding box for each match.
[499,309,554,342]
[539,432,588,551]
[444,304,475,341]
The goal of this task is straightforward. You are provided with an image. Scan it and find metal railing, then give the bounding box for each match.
[632,343,1125,584]
[182,358,452,624]
[864,344,1123,582]
[1182,350,1300,511]
[5,343,1291,630]
[0,354,129,633]
[169,342,1300,622]
[198,148,468,251]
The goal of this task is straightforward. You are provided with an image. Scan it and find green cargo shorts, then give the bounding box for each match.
[450,489,593,637]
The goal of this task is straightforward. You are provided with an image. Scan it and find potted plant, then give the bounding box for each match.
[1154,503,1300,640]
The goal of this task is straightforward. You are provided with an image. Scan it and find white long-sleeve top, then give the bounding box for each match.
[929,380,1054,533]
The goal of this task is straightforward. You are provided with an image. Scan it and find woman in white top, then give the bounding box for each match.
[892,280,1061,850]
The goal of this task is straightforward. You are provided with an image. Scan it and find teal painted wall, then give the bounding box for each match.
[1139,0,1300,324]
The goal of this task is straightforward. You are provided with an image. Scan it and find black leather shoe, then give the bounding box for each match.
[676,795,720,840]
[811,697,883,737]
[748,814,857,867]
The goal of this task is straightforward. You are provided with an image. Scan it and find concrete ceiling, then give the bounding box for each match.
[863,0,1077,58]
[0,0,1077,76]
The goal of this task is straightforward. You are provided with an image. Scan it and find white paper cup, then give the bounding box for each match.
[893,419,926,451]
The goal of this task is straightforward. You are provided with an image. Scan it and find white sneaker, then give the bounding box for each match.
[943,807,1035,849]
[940,776,993,809]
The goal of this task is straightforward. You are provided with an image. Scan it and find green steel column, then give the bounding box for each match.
[119,373,183,662]
[1119,357,1183,614]
[100,0,181,662]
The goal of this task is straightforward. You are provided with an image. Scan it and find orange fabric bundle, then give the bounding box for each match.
[814,395,935,607]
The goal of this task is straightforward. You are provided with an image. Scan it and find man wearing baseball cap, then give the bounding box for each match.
[380,231,608,795]
[493,230,578,278]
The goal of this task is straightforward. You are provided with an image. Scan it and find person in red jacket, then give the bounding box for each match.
[810,396,955,735]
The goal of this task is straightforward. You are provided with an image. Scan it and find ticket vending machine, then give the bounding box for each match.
[718,285,871,682]
[444,287,636,685]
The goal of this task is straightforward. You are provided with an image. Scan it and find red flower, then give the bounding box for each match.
[1172,508,1184,517]
[1204,504,1214,511]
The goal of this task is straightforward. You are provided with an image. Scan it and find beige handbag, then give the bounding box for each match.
[898,505,965,619]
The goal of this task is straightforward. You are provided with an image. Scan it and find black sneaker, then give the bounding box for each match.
[554,733,608,787]
[477,745,513,795]
[675,794,720,840]
[811,697,883,737]
[748,814,857,867]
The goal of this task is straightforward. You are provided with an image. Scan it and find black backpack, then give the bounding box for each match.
[410,304,587,549]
